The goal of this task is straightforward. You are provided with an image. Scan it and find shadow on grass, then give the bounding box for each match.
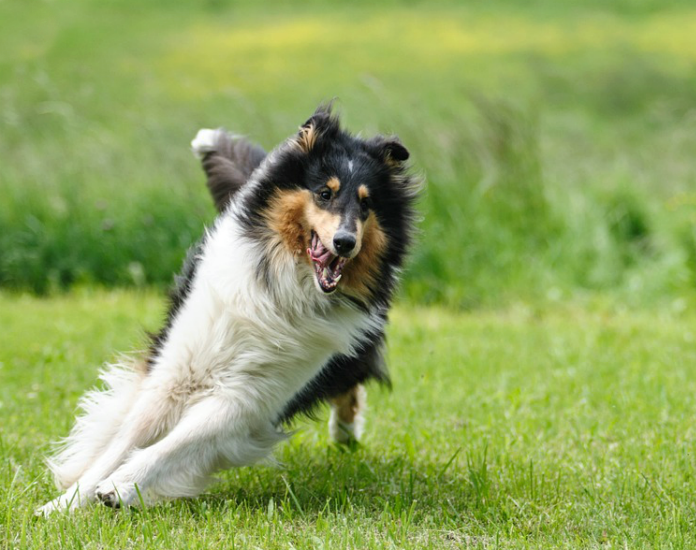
[172,445,478,522]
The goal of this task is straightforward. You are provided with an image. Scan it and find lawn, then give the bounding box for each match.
[1,291,695,549]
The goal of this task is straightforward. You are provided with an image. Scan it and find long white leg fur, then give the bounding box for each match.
[37,370,181,515]
[46,360,146,491]
[94,396,284,507]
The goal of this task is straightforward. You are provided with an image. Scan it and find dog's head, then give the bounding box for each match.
[246,105,419,304]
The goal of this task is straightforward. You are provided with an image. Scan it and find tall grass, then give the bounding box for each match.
[1,0,695,306]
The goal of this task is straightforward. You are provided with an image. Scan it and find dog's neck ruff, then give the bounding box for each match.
[150,211,380,425]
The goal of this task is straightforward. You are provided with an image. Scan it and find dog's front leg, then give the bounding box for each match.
[36,384,178,516]
[95,396,282,507]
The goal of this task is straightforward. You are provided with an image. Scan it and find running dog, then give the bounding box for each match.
[38,104,419,513]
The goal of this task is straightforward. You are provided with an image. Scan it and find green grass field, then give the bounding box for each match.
[1,291,695,549]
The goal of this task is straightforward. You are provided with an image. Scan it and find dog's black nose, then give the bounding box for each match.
[333,231,356,256]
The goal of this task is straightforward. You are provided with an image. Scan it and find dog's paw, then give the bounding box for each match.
[35,497,65,517]
[328,411,363,446]
[95,488,121,508]
[95,480,139,509]
[35,488,87,516]
[191,128,224,160]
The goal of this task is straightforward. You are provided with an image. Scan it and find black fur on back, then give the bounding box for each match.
[147,240,204,369]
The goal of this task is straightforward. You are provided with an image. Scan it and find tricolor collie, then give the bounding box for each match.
[38,105,419,514]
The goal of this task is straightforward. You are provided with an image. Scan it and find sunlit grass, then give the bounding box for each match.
[154,8,696,100]
[2,290,696,548]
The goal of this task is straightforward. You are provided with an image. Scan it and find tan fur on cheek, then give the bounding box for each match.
[352,218,365,257]
[264,190,313,256]
[341,213,387,300]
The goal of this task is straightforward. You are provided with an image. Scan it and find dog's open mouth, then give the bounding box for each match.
[307,231,348,294]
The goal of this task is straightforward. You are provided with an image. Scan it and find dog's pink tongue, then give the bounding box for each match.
[308,235,333,267]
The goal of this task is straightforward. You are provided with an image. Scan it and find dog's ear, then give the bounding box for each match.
[367,136,410,164]
[295,104,339,153]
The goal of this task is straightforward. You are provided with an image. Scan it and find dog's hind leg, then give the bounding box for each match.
[280,330,389,438]
[329,384,366,444]
[94,396,284,507]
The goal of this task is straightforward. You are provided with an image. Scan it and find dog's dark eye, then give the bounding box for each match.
[360,199,371,217]
[319,189,332,201]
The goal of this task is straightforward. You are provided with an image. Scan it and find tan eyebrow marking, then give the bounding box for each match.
[326,177,341,192]
[358,185,369,200]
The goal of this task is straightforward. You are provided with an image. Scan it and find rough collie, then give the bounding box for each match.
[38,105,419,514]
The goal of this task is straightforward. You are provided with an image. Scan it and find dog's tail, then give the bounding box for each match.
[191,129,267,213]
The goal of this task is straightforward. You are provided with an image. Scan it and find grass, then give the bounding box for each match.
[2,290,696,548]
[1,0,696,305]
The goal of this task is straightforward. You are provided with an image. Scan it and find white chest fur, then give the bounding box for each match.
[151,214,376,423]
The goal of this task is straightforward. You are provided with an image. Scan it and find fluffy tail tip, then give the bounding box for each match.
[191,128,225,160]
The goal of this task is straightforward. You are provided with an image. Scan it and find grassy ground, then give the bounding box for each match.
[2,0,696,305]
[2,1,696,548]
[2,290,695,549]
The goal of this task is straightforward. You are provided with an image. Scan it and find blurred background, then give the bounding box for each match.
[2,0,695,308]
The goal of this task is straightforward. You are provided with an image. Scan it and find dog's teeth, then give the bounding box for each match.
[334,274,341,283]
[323,268,329,279]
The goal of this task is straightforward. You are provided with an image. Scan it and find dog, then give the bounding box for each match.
[37,104,419,514]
